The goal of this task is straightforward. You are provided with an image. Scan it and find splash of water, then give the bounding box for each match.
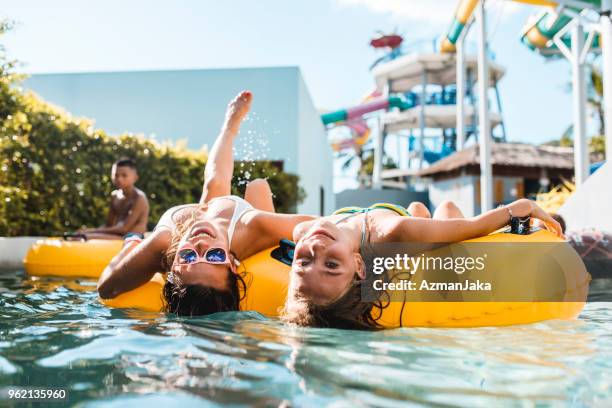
[233,111,276,186]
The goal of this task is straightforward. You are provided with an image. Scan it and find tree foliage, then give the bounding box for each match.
[0,20,303,236]
[546,62,606,159]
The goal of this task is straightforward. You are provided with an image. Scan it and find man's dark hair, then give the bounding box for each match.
[114,157,137,170]
[551,213,566,233]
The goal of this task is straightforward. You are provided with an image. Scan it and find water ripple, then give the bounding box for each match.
[0,271,611,406]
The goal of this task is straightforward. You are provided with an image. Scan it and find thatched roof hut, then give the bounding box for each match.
[418,143,575,181]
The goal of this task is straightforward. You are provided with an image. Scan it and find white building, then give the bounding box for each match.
[24,66,334,215]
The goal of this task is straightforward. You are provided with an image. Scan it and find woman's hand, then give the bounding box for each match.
[507,199,563,238]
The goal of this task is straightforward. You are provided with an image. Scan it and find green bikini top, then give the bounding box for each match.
[332,203,412,247]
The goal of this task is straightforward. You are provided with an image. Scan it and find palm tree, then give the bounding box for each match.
[337,146,398,189]
[548,63,605,158]
[586,63,604,136]
[586,63,606,158]
[337,146,370,188]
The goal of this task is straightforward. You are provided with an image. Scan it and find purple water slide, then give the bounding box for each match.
[346,98,390,120]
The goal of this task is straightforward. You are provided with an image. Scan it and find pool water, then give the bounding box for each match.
[1,271,611,407]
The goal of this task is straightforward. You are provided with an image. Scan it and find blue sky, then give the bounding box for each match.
[1,0,598,146]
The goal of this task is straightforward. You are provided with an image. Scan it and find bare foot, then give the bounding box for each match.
[223,90,253,134]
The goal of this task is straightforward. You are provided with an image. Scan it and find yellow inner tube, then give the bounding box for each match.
[104,230,589,328]
[24,238,291,314]
[25,231,589,327]
[101,247,290,313]
[24,238,124,278]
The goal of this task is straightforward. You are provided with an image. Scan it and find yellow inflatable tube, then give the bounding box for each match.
[101,247,290,315]
[103,272,167,312]
[378,229,589,327]
[24,239,124,278]
[101,230,589,328]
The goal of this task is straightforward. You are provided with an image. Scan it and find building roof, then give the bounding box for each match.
[417,143,575,177]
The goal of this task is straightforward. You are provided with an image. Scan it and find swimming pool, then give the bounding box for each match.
[1,271,611,407]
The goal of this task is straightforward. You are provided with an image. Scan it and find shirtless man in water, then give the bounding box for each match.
[80,158,149,239]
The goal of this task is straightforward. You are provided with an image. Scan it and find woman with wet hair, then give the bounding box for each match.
[282,199,563,330]
[97,91,316,316]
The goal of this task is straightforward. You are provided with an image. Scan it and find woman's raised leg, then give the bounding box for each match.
[407,202,431,218]
[245,178,275,213]
[432,200,465,219]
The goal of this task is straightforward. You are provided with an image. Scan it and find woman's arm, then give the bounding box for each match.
[255,213,319,241]
[97,229,171,299]
[200,91,252,204]
[390,199,562,243]
[238,212,318,254]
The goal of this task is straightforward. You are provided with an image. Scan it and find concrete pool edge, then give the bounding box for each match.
[0,237,45,270]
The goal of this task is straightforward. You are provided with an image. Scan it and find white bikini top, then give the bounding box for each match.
[153,195,255,245]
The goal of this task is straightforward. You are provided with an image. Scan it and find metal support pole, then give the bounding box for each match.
[456,34,466,151]
[601,0,612,161]
[477,0,493,212]
[494,84,507,142]
[396,133,402,170]
[408,129,413,168]
[373,81,390,189]
[571,22,589,186]
[372,116,384,189]
[419,71,427,170]
[467,67,476,141]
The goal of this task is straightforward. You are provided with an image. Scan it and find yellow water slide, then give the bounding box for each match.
[440,0,561,53]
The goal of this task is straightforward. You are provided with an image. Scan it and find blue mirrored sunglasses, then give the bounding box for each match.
[177,247,228,265]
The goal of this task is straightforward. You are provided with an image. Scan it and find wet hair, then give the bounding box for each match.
[160,205,247,317]
[281,244,389,331]
[281,280,384,330]
[114,157,137,170]
[162,271,246,317]
[281,231,413,330]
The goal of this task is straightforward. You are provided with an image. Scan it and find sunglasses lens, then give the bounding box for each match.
[206,248,227,263]
[178,249,198,264]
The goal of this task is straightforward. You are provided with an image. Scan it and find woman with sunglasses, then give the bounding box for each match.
[97,91,317,316]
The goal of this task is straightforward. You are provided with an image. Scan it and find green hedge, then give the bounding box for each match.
[0,84,303,237]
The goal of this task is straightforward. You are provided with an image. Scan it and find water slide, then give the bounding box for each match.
[321,96,413,126]
[322,96,414,151]
[330,120,371,152]
[440,0,600,54]
[521,1,602,55]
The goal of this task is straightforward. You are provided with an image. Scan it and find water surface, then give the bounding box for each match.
[1,271,611,407]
